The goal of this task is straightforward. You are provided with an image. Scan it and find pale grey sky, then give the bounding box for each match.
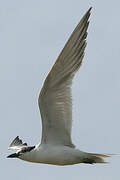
[0,0,120,179]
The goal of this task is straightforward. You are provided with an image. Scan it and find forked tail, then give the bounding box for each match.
[83,153,111,164]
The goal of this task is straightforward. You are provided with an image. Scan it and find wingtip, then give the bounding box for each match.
[8,136,19,150]
[86,7,92,16]
[88,7,92,11]
[81,7,92,23]
[87,7,92,15]
[8,136,27,150]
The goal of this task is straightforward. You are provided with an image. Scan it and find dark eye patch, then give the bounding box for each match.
[19,146,35,154]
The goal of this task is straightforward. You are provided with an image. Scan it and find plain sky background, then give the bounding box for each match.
[0,0,120,179]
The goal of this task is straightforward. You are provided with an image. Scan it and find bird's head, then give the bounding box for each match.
[7,146,35,159]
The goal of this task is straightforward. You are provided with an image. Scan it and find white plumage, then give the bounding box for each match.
[7,7,110,165]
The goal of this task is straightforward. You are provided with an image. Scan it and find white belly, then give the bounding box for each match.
[19,144,86,165]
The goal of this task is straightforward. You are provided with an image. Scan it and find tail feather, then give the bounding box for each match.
[83,153,111,164]
[89,153,111,158]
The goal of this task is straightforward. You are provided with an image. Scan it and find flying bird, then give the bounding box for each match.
[7,7,110,165]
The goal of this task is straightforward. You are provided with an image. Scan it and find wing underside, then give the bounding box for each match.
[38,8,92,146]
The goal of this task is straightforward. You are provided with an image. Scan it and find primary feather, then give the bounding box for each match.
[8,136,27,150]
[38,8,91,146]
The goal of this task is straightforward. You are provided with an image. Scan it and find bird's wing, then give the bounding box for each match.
[8,136,27,150]
[38,8,91,147]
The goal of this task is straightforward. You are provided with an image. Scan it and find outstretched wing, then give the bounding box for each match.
[38,8,91,147]
[8,136,27,150]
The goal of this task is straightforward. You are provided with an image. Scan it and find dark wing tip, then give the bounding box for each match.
[89,7,92,11]
[82,7,92,22]
[87,7,92,14]
[8,136,27,149]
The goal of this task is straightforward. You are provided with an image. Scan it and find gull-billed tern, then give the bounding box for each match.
[7,7,111,165]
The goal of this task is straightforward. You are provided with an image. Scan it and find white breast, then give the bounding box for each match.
[19,144,86,165]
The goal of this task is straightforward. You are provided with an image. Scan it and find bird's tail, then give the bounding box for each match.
[82,153,111,164]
